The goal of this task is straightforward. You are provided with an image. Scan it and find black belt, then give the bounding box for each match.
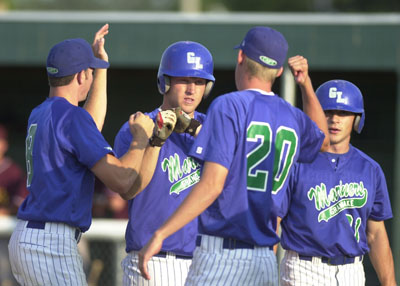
[154,251,192,260]
[26,221,82,242]
[196,235,273,250]
[298,254,362,265]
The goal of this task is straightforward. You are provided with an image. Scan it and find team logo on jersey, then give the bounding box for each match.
[161,153,201,195]
[307,180,368,222]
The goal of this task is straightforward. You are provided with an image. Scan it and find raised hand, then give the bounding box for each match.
[288,55,309,86]
[92,23,109,62]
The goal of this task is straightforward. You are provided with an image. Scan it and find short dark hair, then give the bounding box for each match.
[48,74,75,87]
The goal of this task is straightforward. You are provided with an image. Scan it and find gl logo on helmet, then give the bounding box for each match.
[187,52,203,69]
[329,87,348,104]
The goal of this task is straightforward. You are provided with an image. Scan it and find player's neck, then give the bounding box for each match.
[49,87,79,106]
[327,142,350,154]
[239,76,273,93]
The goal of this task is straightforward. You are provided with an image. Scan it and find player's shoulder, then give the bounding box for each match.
[115,107,158,144]
[210,90,254,109]
[41,96,91,126]
[116,120,131,135]
[146,108,160,120]
[51,96,78,111]
[194,110,206,123]
[36,96,71,114]
[351,145,383,170]
[117,107,158,133]
[273,95,305,116]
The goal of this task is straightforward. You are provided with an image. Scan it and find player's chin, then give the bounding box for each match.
[181,104,198,115]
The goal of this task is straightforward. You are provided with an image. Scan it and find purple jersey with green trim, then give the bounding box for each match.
[18,97,113,232]
[274,145,393,257]
[114,108,205,256]
[189,89,325,246]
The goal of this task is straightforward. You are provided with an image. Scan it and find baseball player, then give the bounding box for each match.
[113,41,215,286]
[274,80,397,286]
[8,25,154,286]
[138,26,330,285]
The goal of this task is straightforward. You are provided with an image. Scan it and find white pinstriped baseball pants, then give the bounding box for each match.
[8,219,87,286]
[122,250,192,286]
[280,250,365,286]
[185,234,278,286]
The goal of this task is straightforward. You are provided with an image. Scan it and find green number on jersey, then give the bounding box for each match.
[247,122,272,191]
[346,214,361,243]
[25,124,37,187]
[246,122,297,193]
[272,127,298,194]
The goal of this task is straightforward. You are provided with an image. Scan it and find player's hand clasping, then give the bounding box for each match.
[129,112,154,148]
[172,107,201,136]
[149,110,177,147]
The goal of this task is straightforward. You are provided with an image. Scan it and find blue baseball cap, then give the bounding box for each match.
[235,26,288,69]
[46,38,109,77]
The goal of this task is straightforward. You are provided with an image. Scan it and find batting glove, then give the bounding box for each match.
[149,110,177,147]
[172,107,201,137]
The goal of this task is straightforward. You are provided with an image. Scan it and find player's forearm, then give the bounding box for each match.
[84,68,107,131]
[114,139,149,192]
[299,76,329,151]
[369,246,396,285]
[273,216,282,254]
[367,221,397,285]
[93,138,147,194]
[156,178,223,240]
[120,145,161,200]
[156,162,227,240]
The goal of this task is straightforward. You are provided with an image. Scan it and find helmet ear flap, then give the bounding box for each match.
[157,75,171,95]
[164,76,170,94]
[353,112,365,134]
[354,115,361,133]
[203,81,214,98]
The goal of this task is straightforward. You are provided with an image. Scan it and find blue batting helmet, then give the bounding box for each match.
[157,41,215,98]
[316,80,365,133]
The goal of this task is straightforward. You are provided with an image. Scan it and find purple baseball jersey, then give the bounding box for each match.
[274,145,393,257]
[114,108,206,256]
[17,97,113,232]
[189,89,325,246]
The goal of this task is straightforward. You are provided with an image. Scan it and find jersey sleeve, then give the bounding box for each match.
[369,165,393,221]
[62,108,114,169]
[295,110,325,163]
[114,122,133,158]
[189,97,238,169]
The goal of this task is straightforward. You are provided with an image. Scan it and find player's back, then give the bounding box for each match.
[193,89,324,246]
[220,88,321,196]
